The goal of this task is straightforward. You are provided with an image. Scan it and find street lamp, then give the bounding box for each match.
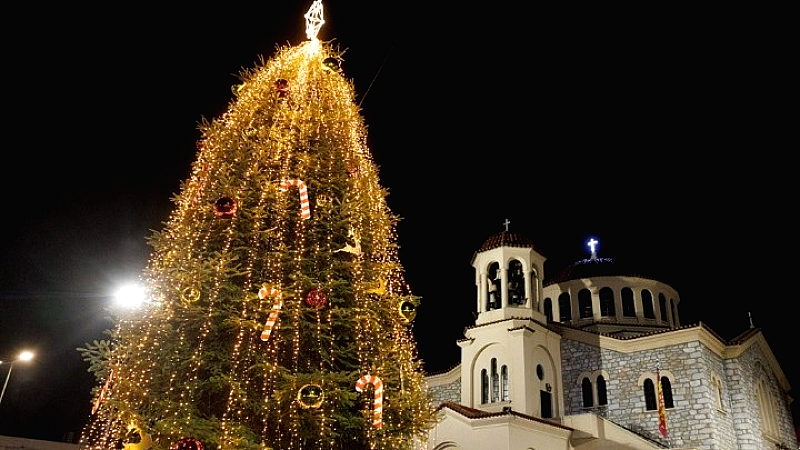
[0,350,34,407]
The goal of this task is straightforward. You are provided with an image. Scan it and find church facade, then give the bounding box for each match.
[423,231,798,450]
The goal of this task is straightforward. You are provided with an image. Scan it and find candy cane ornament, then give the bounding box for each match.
[258,284,283,341]
[355,374,384,430]
[279,179,311,220]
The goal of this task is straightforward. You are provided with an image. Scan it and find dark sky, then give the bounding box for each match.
[0,2,795,441]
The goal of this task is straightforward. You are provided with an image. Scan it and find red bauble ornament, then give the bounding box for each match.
[305,288,328,308]
[214,197,237,218]
[171,438,204,450]
[274,78,290,97]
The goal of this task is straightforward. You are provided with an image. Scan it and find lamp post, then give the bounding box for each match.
[0,351,34,407]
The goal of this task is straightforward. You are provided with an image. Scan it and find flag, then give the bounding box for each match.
[656,368,668,439]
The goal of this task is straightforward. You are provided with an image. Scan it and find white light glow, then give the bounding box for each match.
[304,0,325,41]
[114,284,147,309]
[18,351,33,361]
[588,238,598,259]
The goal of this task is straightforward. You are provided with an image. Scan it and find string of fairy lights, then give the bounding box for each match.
[80,2,434,449]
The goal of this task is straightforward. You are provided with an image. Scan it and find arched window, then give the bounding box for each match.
[642,290,655,319]
[658,293,668,322]
[661,376,674,408]
[622,288,636,317]
[578,289,593,319]
[582,377,593,407]
[558,292,572,322]
[491,358,499,402]
[487,262,501,310]
[755,378,779,437]
[544,298,553,322]
[508,260,525,305]
[481,369,489,404]
[643,379,657,411]
[597,375,608,406]
[501,365,509,401]
[711,374,724,411]
[599,287,615,317]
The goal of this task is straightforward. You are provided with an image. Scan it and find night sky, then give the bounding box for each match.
[0,2,795,441]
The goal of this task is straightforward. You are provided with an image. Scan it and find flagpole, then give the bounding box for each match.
[656,360,671,449]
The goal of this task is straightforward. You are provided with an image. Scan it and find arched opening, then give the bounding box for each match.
[481,369,489,404]
[487,262,501,311]
[658,293,668,322]
[578,289,593,319]
[643,379,657,411]
[597,375,608,406]
[508,259,525,305]
[582,377,593,407]
[622,287,636,317]
[599,287,615,317]
[491,358,499,402]
[558,292,572,322]
[501,365,509,401]
[661,376,674,408]
[642,290,655,319]
[544,298,553,322]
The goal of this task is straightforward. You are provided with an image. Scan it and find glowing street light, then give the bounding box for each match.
[113,283,147,309]
[0,350,34,407]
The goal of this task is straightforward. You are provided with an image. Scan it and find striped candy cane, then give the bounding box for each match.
[355,374,384,430]
[279,179,311,220]
[258,284,283,341]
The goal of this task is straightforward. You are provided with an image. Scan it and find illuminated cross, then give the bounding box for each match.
[304,0,325,41]
[503,219,510,232]
[588,238,598,260]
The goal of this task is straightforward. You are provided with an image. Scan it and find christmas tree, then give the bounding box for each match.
[80,3,434,449]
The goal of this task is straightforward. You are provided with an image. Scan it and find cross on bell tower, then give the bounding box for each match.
[503,219,511,232]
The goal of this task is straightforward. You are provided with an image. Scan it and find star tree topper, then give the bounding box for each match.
[304,0,325,41]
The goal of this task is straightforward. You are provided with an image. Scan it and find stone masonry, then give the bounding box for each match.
[560,330,798,450]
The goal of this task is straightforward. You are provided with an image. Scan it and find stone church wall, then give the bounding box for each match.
[560,337,740,449]
[725,341,799,450]
[428,376,461,404]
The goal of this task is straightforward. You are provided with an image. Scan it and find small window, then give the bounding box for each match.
[582,377,593,407]
[501,365,509,401]
[642,290,655,319]
[644,379,657,411]
[599,287,615,317]
[597,375,608,406]
[544,298,553,322]
[481,369,489,404]
[661,376,674,409]
[659,293,668,322]
[622,288,636,317]
[491,359,499,402]
[578,289,593,319]
[558,292,572,322]
[712,375,724,411]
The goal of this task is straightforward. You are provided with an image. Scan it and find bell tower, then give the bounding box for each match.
[471,224,547,325]
[459,225,563,418]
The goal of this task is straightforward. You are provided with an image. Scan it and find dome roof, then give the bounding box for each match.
[545,257,663,285]
[478,231,538,253]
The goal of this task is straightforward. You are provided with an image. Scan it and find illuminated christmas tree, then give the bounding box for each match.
[81,3,434,449]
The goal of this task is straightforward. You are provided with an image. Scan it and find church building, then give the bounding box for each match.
[423,230,798,450]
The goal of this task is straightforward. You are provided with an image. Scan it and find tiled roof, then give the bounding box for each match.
[478,231,541,253]
[437,402,573,431]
